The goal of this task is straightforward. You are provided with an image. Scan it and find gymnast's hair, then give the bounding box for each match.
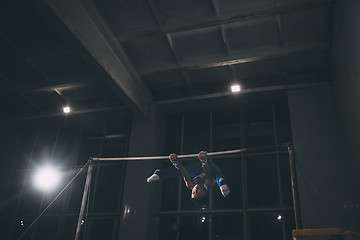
[191,194,207,206]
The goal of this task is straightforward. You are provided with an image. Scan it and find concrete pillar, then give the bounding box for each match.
[118,104,166,240]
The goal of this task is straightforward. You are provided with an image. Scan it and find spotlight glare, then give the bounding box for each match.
[63,107,70,113]
[277,215,282,220]
[34,167,60,190]
[231,85,240,92]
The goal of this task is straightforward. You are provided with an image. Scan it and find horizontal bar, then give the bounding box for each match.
[91,143,290,161]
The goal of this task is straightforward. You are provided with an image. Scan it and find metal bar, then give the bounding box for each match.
[240,104,248,240]
[288,146,302,229]
[272,105,287,240]
[93,143,290,161]
[74,161,93,240]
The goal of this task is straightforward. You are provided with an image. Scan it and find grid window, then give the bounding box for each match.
[212,214,243,239]
[183,113,210,154]
[77,124,105,166]
[10,218,35,240]
[14,130,37,170]
[212,109,241,152]
[33,217,59,240]
[3,116,131,240]
[248,213,283,240]
[161,101,294,240]
[245,105,275,151]
[30,128,58,167]
[88,218,116,240]
[179,215,210,240]
[91,164,124,213]
[52,126,79,167]
[247,154,280,208]
[1,170,27,215]
[212,156,242,210]
[159,216,178,240]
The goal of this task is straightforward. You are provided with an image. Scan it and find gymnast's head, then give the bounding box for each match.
[191,183,207,205]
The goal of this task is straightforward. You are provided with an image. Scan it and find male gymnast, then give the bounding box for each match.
[147,151,230,205]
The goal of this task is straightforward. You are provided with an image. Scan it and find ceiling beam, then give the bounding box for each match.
[32,0,152,120]
[0,43,71,63]
[116,0,335,42]
[156,82,331,105]
[7,106,127,121]
[138,40,331,75]
[0,81,94,94]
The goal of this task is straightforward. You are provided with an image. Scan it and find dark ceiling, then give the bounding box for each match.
[0,0,335,124]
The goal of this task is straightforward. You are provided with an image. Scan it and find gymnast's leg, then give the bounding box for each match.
[147,163,203,182]
[208,163,230,197]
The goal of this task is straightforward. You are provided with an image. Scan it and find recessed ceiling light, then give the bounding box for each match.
[231,85,240,92]
[63,107,70,113]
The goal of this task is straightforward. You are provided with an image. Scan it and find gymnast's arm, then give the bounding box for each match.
[198,151,215,190]
[169,154,194,189]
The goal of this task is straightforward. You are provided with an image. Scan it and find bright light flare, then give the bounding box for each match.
[63,107,70,113]
[231,85,241,92]
[277,215,282,220]
[34,167,60,190]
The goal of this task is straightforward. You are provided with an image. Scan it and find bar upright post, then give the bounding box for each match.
[74,160,93,240]
[288,145,302,229]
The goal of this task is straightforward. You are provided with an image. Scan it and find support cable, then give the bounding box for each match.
[296,158,325,227]
[17,161,90,240]
[293,151,340,230]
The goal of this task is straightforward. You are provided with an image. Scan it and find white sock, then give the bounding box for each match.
[147,174,160,182]
[220,184,230,197]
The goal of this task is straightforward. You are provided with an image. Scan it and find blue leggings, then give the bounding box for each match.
[154,162,226,187]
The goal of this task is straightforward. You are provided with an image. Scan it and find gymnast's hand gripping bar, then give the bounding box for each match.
[90,143,290,161]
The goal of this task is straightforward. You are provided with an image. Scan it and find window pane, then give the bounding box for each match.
[248,213,283,240]
[179,215,209,240]
[53,126,79,167]
[77,124,104,165]
[92,164,123,213]
[275,103,292,144]
[161,161,179,211]
[212,156,242,209]
[245,106,275,151]
[17,170,43,215]
[88,218,115,240]
[30,128,58,167]
[102,137,127,158]
[164,116,182,154]
[0,219,12,239]
[212,214,243,239]
[67,168,87,213]
[40,167,69,214]
[183,113,210,154]
[33,217,59,240]
[212,109,240,152]
[1,171,26,215]
[15,130,37,170]
[279,153,293,207]
[159,216,178,240]
[247,154,280,208]
[10,218,35,240]
[60,216,78,240]
[283,211,296,240]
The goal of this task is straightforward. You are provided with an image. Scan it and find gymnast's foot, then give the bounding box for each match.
[220,184,230,197]
[147,169,160,182]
